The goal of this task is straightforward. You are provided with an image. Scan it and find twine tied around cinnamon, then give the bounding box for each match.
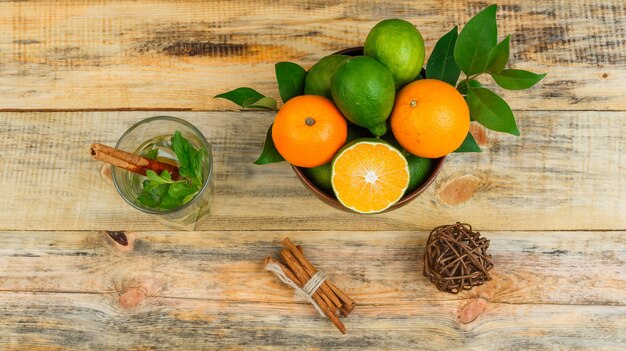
[265,263,328,317]
[264,238,355,334]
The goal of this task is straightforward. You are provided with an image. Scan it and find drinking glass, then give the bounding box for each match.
[112,116,213,230]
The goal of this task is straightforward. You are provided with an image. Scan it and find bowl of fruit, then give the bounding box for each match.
[291,44,447,213]
[217,5,545,214]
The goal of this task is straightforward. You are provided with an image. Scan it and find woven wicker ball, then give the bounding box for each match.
[423,222,494,294]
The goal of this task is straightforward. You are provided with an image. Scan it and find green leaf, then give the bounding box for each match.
[192,148,206,184]
[254,124,285,165]
[491,69,546,90]
[145,170,173,187]
[168,182,200,200]
[457,79,482,95]
[172,131,191,178]
[244,96,278,111]
[454,4,498,76]
[467,87,520,136]
[487,35,510,73]
[137,183,169,208]
[275,62,307,103]
[144,149,158,160]
[214,87,264,107]
[454,131,482,152]
[137,190,159,208]
[426,26,461,86]
[160,193,182,210]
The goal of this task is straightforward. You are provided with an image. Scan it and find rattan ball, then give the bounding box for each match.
[423,222,494,294]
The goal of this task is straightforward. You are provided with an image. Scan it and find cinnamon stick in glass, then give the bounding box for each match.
[90,143,179,180]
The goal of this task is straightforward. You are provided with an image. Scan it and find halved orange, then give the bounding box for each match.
[331,139,410,213]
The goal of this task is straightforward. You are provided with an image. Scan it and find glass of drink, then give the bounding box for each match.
[111,116,213,230]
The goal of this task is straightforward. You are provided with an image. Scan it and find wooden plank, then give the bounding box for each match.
[1,292,624,350]
[0,230,624,305]
[0,0,624,111]
[0,111,624,231]
[0,230,624,349]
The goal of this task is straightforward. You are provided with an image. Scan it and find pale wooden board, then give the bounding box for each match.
[0,0,624,110]
[0,230,624,350]
[0,111,624,231]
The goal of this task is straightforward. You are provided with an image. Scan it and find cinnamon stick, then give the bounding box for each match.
[282,238,355,313]
[280,249,338,317]
[288,241,351,316]
[265,256,346,334]
[90,143,179,180]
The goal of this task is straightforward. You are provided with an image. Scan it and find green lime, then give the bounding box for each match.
[330,56,395,136]
[304,55,350,99]
[364,19,425,89]
[303,162,333,194]
[406,155,433,193]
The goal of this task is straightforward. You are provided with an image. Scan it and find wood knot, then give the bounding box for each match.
[437,174,483,206]
[458,298,488,324]
[118,287,146,309]
[100,164,112,183]
[104,231,135,251]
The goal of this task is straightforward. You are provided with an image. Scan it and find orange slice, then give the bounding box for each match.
[331,139,410,213]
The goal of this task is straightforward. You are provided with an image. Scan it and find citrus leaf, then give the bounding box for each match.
[454,4,498,76]
[275,62,307,103]
[244,96,278,111]
[457,79,482,95]
[491,69,547,90]
[214,87,264,107]
[487,35,510,73]
[254,124,285,165]
[454,131,481,152]
[426,26,461,86]
[467,87,520,136]
[459,80,483,121]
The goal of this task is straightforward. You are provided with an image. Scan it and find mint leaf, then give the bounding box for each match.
[254,124,285,165]
[275,62,307,103]
[243,96,278,111]
[467,87,520,136]
[138,130,206,211]
[144,149,158,160]
[192,148,206,184]
[215,87,264,107]
[137,190,159,208]
[426,26,461,86]
[487,35,510,73]
[491,69,546,90]
[168,182,199,200]
[145,170,174,188]
[172,131,191,178]
[454,131,482,152]
[457,79,482,95]
[454,4,498,76]
[137,182,169,208]
[160,193,182,210]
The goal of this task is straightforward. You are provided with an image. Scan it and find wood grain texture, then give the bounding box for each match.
[0,230,624,350]
[0,111,624,231]
[0,0,624,110]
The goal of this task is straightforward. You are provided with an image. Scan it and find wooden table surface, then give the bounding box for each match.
[1,1,625,350]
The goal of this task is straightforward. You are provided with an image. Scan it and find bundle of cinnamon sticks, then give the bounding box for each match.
[265,237,355,334]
